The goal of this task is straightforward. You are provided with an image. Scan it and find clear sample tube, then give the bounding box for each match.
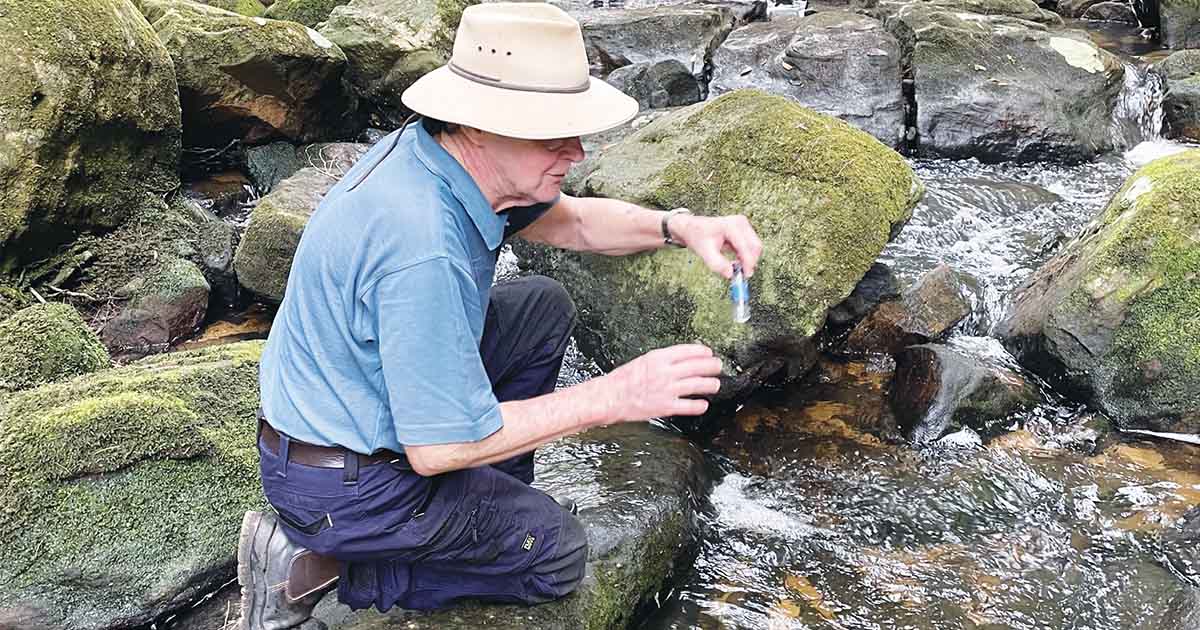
[730,262,750,324]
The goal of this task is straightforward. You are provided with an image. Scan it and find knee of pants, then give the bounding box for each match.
[526,512,588,602]
[525,275,577,325]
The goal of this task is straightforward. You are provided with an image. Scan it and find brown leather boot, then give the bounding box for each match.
[237,511,340,630]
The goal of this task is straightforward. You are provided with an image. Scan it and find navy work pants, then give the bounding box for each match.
[258,275,586,611]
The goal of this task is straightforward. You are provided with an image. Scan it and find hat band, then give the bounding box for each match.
[449,61,590,94]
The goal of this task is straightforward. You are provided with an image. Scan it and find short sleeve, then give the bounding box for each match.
[362,257,502,446]
[503,195,559,240]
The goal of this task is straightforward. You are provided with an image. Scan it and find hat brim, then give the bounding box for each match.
[401,65,640,140]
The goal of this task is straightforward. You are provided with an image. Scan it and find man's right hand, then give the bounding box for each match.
[602,344,723,421]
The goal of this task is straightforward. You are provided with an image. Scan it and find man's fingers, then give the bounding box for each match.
[675,376,722,396]
[672,398,710,416]
[727,216,764,277]
[693,242,734,279]
[672,356,723,378]
[657,343,715,363]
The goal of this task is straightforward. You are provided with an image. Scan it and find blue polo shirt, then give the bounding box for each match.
[258,121,553,452]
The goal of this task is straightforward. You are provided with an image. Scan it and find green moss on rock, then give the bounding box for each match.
[0,303,110,392]
[0,341,265,629]
[203,0,266,15]
[264,0,348,26]
[0,0,182,264]
[531,90,921,384]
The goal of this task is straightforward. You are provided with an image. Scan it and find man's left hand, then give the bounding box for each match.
[670,211,763,280]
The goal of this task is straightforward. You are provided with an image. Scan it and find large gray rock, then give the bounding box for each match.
[263,0,350,25]
[142,0,357,147]
[1164,507,1200,588]
[307,423,711,630]
[1056,0,1108,17]
[1156,50,1200,142]
[233,167,342,301]
[1161,0,1200,49]
[997,150,1200,434]
[580,5,736,85]
[844,263,972,355]
[607,60,703,110]
[246,141,371,193]
[318,0,472,128]
[519,90,923,399]
[0,0,181,263]
[881,0,1124,161]
[1081,0,1139,21]
[710,11,906,147]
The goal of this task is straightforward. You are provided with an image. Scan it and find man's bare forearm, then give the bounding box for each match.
[522,195,683,255]
[403,375,616,476]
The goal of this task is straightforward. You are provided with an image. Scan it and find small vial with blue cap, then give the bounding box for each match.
[730,262,750,323]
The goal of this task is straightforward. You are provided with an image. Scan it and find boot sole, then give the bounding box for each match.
[237,510,266,630]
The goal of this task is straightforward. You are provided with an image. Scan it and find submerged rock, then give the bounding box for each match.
[998,150,1200,434]
[709,11,906,147]
[319,0,471,128]
[607,60,703,110]
[0,342,267,630]
[234,167,343,301]
[520,90,923,399]
[890,339,1040,443]
[264,0,350,25]
[580,5,736,83]
[0,303,110,392]
[844,263,972,356]
[879,0,1123,162]
[142,0,358,147]
[0,0,181,263]
[1163,506,1200,587]
[1156,50,1200,142]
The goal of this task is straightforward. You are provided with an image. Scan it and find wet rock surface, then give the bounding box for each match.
[1160,0,1200,49]
[100,257,212,361]
[1081,0,1138,22]
[709,11,906,147]
[0,0,181,263]
[1156,50,1200,141]
[607,59,703,109]
[824,262,902,328]
[522,90,922,400]
[1163,507,1200,587]
[890,340,1041,443]
[998,150,1200,434]
[877,0,1123,161]
[844,263,971,355]
[141,0,358,147]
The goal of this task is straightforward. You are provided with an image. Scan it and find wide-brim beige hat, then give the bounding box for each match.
[401,2,639,140]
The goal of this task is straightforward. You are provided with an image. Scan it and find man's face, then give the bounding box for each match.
[483,133,586,205]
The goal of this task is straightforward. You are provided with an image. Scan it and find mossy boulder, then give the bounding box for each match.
[200,0,266,15]
[998,150,1200,433]
[1156,50,1200,142]
[517,90,923,398]
[319,0,477,128]
[0,0,181,265]
[234,167,342,301]
[264,0,350,26]
[307,423,711,630]
[879,0,1123,161]
[0,342,265,630]
[100,256,211,361]
[0,284,30,322]
[0,303,110,392]
[141,0,358,147]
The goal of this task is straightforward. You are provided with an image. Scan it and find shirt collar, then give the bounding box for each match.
[412,120,508,250]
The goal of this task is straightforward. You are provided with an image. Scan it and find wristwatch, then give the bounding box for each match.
[662,208,691,248]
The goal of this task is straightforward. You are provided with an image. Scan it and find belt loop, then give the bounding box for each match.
[277,433,290,479]
[343,451,360,485]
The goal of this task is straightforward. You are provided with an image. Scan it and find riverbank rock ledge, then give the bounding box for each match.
[519,90,923,399]
[998,149,1200,434]
[139,0,358,147]
[0,303,110,393]
[1156,50,1200,142]
[0,0,181,264]
[0,342,266,630]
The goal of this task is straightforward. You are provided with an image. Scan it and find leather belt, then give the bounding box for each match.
[258,419,404,469]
